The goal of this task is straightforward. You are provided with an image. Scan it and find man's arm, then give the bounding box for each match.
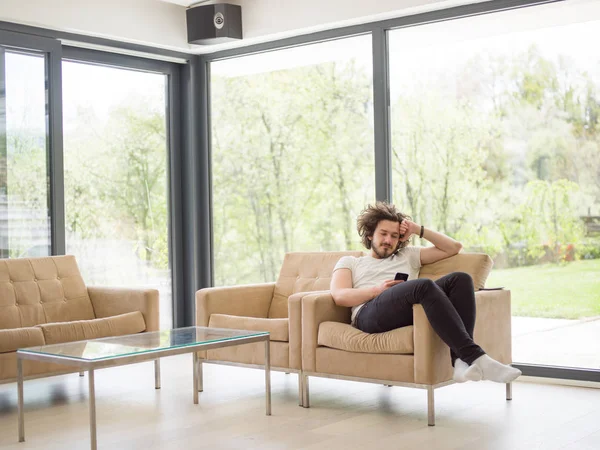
[400,220,463,265]
[330,268,402,307]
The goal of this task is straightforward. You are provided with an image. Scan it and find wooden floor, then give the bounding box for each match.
[1,354,599,450]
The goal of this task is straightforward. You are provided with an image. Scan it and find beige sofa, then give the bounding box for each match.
[0,255,159,383]
[300,252,512,425]
[195,251,362,403]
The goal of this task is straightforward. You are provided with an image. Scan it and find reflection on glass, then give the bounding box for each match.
[210,35,375,286]
[62,61,172,329]
[1,51,50,259]
[389,1,600,368]
[20,327,268,360]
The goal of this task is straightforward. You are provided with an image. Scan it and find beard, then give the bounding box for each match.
[372,242,394,259]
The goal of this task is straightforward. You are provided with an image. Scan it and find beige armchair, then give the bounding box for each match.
[300,252,513,426]
[195,251,362,403]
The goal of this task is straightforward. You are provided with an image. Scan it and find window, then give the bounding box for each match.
[1,50,50,259]
[62,61,172,329]
[389,0,600,368]
[210,35,375,285]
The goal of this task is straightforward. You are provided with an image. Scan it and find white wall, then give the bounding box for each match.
[0,0,479,54]
[0,0,188,52]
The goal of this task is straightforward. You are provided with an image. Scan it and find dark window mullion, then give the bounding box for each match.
[0,47,7,258]
[46,44,65,255]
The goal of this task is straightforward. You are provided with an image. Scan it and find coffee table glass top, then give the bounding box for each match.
[18,326,268,361]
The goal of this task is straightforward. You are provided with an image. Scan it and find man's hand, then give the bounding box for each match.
[399,219,420,242]
[373,279,405,297]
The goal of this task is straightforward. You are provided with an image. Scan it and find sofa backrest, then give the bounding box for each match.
[418,253,493,290]
[268,250,493,318]
[0,255,95,329]
[269,251,363,318]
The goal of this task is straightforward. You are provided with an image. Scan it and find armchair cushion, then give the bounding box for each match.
[419,253,493,289]
[208,314,289,342]
[318,322,414,354]
[0,327,45,353]
[37,311,146,345]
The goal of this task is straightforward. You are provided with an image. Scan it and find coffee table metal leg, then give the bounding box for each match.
[17,358,24,442]
[155,359,161,389]
[197,359,203,392]
[193,352,199,404]
[89,369,97,450]
[265,338,271,416]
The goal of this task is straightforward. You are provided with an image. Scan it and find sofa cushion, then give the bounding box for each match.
[208,314,289,342]
[270,251,363,319]
[0,327,46,353]
[0,255,95,329]
[37,311,146,345]
[418,253,493,290]
[318,321,414,354]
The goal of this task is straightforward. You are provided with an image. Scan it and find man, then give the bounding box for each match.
[330,201,521,383]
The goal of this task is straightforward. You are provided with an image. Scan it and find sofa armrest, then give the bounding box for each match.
[88,287,159,332]
[288,290,329,370]
[474,289,512,364]
[301,291,351,372]
[195,283,276,327]
[413,304,453,385]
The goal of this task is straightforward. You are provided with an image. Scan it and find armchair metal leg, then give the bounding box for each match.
[298,373,304,406]
[301,374,310,408]
[506,382,512,400]
[427,386,435,426]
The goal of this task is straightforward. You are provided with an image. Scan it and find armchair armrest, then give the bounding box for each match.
[473,289,512,364]
[288,290,330,370]
[413,304,452,385]
[413,289,513,385]
[301,291,351,372]
[195,283,276,327]
[88,286,159,332]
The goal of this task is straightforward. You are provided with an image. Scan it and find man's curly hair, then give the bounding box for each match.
[357,202,411,253]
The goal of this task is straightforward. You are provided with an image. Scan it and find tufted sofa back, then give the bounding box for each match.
[0,255,94,329]
[268,251,363,318]
[267,250,494,319]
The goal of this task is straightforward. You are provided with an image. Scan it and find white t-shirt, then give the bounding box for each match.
[333,246,422,324]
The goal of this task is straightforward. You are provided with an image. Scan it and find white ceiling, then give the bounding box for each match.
[0,0,478,55]
[158,0,221,6]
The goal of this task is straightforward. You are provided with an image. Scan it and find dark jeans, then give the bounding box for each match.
[355,272,485,366]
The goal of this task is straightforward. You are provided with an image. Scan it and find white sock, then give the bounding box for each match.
[473,354,522,383]
[453,358,482,383]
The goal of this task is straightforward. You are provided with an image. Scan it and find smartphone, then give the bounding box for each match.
[394,272,409,282]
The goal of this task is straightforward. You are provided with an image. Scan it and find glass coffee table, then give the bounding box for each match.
[16,326,271,450]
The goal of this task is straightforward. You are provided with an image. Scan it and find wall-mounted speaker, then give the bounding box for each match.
[186,3,242,45]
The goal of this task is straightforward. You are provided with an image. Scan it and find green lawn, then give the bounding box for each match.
[485,259,600,319]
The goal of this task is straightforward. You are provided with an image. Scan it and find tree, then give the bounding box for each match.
[211,59,374,285]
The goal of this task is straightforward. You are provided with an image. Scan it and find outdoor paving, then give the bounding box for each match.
[512,316,600,369]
